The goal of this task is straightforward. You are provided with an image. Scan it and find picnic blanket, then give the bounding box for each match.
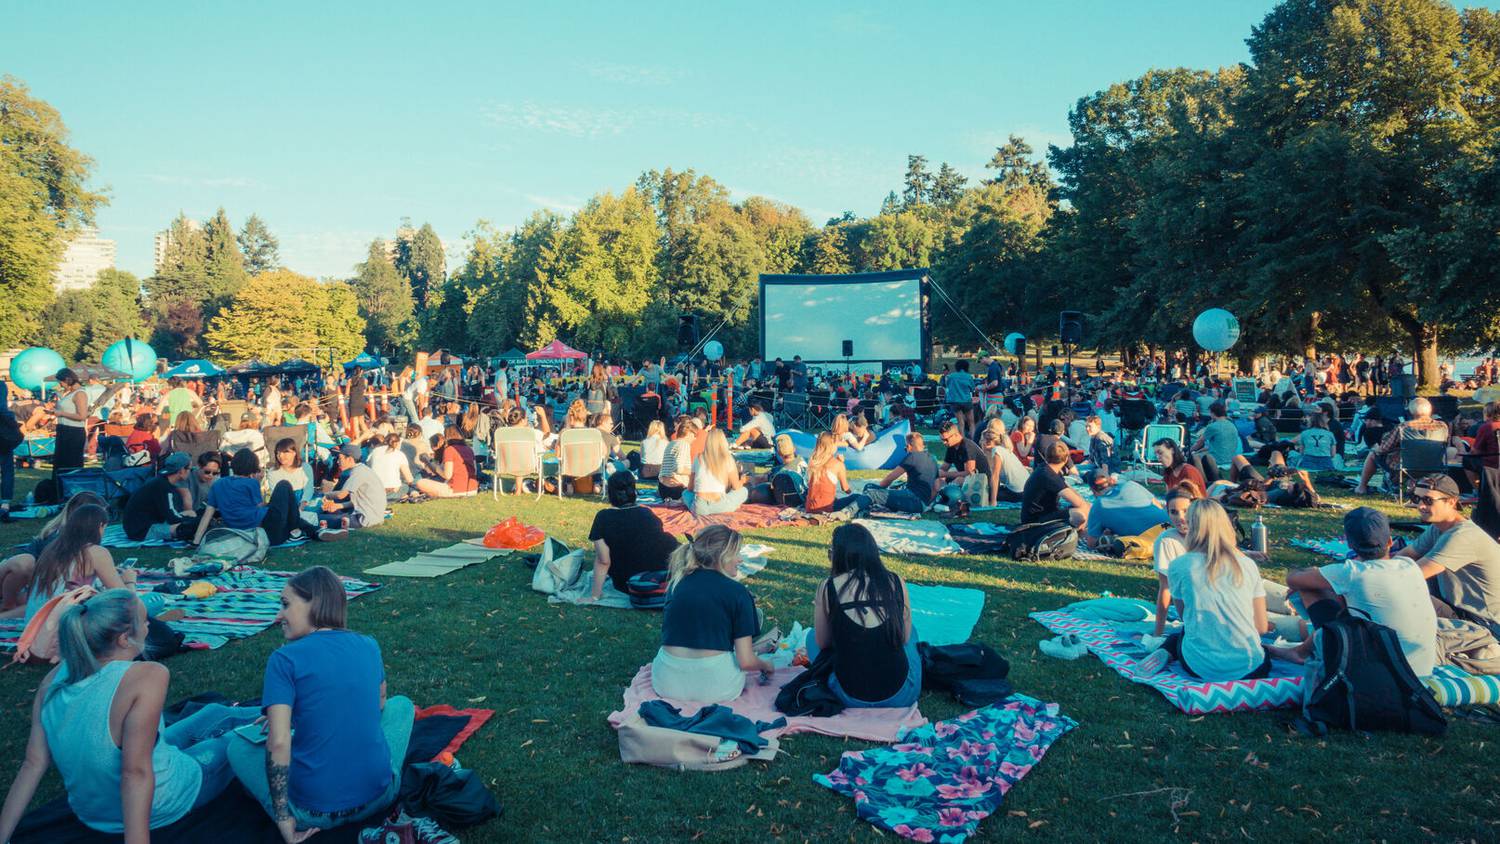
[647,502,809,536]
[3,505,62,520]
[908,584,986,646]
[0,568,381,654]
[100,523,309,551]
[949,522,1010,555]
[1030,609,1304,714]
[815,695,1075,843]
[854,518,962,556]
[13,701,493,844]
[364,541,506,577]
[609,663,926,743]
[546,543,774,608]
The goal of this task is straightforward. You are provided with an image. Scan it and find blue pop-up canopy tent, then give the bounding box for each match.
[163,359,226,378]
[343,352,388,370]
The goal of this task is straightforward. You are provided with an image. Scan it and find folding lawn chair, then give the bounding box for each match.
[491,427,543,499]
[779,393,809,429]
[1141,423,1187,470]
[556,428,607,500]
[1392,438,1448,504]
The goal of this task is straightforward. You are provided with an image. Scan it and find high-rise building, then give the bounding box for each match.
[52,227,116,292]
[153,217,203,271]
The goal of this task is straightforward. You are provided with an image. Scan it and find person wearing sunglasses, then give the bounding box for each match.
[182,452,224,513]
[1396,475,1500,637]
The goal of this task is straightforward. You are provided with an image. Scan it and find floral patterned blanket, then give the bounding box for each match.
[814,695,1075,843]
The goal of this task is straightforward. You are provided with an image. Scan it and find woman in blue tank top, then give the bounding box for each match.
[0,589,257,839]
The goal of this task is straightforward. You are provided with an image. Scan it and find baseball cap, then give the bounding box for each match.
[1343,507,1392,558]
[1085,468,1114,488]
[1414,475,1461,500]
[338,442,361,458]
[161,452,191,473]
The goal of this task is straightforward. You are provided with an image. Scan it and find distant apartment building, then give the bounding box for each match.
[153,217,203,271]
[52,227,116,292]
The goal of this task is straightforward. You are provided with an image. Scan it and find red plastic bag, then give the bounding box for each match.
[483,516,546,550]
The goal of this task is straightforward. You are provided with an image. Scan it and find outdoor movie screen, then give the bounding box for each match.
[759,270,927,364]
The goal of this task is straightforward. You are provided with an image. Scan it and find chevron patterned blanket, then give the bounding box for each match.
[1,567,381,653]
[1031,609,1304,714]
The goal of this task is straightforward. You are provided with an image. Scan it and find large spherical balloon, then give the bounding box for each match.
[1192,308,1241,352]
[101,338,158,382]
[702,340,724,361]
[1003,332,1026,355]
[906,363,923,379]
[9,347,66,392]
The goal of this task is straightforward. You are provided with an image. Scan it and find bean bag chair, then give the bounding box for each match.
[783,419,910,471]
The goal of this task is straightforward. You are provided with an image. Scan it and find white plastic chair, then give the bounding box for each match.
[556,428,608,499]
[491,427,543,500]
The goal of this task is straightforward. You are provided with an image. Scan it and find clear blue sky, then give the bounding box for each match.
[3,0,1428,279]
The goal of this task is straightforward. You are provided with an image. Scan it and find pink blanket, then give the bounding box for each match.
[608,663,926,742]
[646,503,810,536]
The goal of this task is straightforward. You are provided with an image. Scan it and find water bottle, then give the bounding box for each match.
[1251,515,1268,555]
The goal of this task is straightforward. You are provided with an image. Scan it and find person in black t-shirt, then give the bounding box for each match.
[122,453,197,542]
[1021,440,1089,527]
[867,433,938,513]
[652,525,774,704]
[936,421,990,503]
[587,472,680,599]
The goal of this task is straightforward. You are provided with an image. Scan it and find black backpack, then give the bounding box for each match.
[1294,609,1446,736]
[918,642,1013,706]
[1004,520,1078,561]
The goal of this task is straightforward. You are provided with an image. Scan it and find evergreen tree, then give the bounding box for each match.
[901,155,933,208]
[353,239,415,356]
[394,221,446,310]
[202,207,248,311]
[987,136,1051,194]
[0,77,107,346]
[237,214,280,275]
[931,163,968,208]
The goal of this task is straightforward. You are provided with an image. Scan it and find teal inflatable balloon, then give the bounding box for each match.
[1004,332,1026,355]
[1192,309,1241,352]
[101,338,158,382]
[9,347,66,392]
[702,340,724,361]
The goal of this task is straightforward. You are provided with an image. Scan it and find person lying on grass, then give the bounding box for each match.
[0,491,109,618]
[586,471,679,602]
[229,566,413,843]
[1266,506,1437,676]
[799,523,921,709]
[651,526,774,704]
[0,589,259,842]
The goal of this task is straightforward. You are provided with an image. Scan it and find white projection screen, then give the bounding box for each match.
[759,270,929,365]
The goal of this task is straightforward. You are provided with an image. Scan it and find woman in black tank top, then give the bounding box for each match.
[803,524,922,708]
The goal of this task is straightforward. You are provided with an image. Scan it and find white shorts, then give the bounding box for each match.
[650,648,745,704]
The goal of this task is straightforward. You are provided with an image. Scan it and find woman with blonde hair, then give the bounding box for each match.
[564,398,589,430]
[1137,498,1270,680]
[634,419,668,478]
[683,429,749,516]
[832,414,863,451]
[650,525,772,703]
[804,431,867,515]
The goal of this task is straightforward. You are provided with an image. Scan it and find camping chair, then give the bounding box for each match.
[556,428,607,500]
[1141,423,1187,471]
[1392,438,1449,503]
[779,393,809,429]
[491,427,543,500]
[806,390,834,429]
[173,430,224,463]
[261,425,308,459]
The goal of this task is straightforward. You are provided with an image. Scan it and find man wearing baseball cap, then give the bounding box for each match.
[320,442,386,529]
[1270,506,1437,675]
[121,452,198,543]
[1397,474,1500,637]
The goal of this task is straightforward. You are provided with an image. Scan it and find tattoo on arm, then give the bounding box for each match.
[267,759,291,821]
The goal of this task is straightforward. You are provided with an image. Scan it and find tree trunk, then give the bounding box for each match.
[1415,325,1439,391]
[1236,349,1256,375]
[1302,312,1320,362]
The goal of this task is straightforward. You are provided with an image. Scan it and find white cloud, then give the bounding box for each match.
[481,102,636,138]
[523,193,584,214]
[581,61,681,86]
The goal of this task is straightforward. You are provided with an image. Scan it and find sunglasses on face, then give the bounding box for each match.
[1413,493,1449,505]
[201,469,221,476]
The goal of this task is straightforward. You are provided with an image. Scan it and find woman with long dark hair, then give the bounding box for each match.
[0,492,108,617]
[23,504,130,622]
[803,523,921,708]
[51,368,91,477]
[1154,438,1205,497]
[0,589,257,839]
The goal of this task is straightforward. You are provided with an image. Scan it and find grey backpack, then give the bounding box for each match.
[1436,618,1500,676]
[198,527,270,565]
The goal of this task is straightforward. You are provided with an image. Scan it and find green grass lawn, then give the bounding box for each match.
[2,465,1497,842]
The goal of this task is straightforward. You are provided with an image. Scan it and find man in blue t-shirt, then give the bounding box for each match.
[1084,470,1168,547]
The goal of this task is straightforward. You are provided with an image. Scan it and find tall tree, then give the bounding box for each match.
[901,155,933,208]
[0,76,107,346]
[987,136,1052,194]
[352,239,415,356]
[394,222,446,313]
[201,207,248,311]
[931,163,969,208]
[803,225,854,274]
[236,214,280,275]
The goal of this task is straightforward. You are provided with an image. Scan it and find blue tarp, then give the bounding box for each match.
[162,359,225,378]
